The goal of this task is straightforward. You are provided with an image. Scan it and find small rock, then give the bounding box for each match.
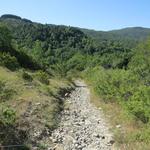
[95,134,101,138]
[65,93,68,97]
[98,107,102,110]
[35,102,41,105]
[116,124,121,128]
[107,139,115,146]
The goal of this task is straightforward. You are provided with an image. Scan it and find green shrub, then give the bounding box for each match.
[66,53,87,71]
[52,63,67,77]
[35,71,49,85]
[0,24,12,50]
[22,71,33,82]
[0,106,16,126]
[127,86,150,123]
[37,143,48,150]
[15,50,41,70]
[0,52,20,71]
[128,39,150,84]
[84,66,150,124]
[84,67,136,101]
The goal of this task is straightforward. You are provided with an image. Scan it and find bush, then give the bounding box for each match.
[52,63,67,77]
[15,50,41,70]
[84,67,137,101]
[128,39,150,84]
[84,66,150,124]
[35,71,49,85]
[0,106,16,126]
[0,52,20,71]
[22,71,33,82]
[66,53,88,71]
[127,86,150,123]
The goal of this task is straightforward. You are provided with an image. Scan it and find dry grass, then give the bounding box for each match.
[0,66,73,146]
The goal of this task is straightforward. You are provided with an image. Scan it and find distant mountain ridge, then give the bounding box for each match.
[1,14,150,42]
[80,26,150,43]
[0,14,32,23]
[1,14,150,50]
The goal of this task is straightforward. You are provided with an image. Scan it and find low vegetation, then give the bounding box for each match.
[83,40,150,149]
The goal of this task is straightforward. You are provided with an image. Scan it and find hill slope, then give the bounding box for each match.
[81,27,150,48]
[0,14,93,68]
[1,14,150,149]
[0,15,74,149]
[0,14,133,72]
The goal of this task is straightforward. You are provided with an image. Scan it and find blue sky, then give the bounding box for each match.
[0,0,149,31]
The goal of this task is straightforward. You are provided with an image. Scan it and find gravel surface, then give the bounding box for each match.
[50,80,114,150]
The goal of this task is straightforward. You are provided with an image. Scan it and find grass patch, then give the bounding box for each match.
[0,80,15,101]
[0,66,73,148]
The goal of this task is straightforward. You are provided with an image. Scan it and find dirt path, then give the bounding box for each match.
[50,80,114,150]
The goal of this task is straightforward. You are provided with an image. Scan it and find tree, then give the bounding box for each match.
[0,24,12,50]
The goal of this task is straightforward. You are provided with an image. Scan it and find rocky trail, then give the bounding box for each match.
[50,80,114,150]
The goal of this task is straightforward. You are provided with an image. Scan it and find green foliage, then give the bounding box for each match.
[52,63,68,77]
[22,71,33,81]
[1,14,22,20]
[0,23,40,70]
[1,14,150,123]
[1,15,150,145]
[127,86,150,123]
[0,52,20,70]
[0,16,97,69]
[130,127,150,143]
[82,27,150,48]
[0,24,12,49]
[128,39,150,84]
[0,15,133,73]
[35,71,49,84]
[0,80,15,101]
[84,66,150,124]
[83,39,150,127]
[13,49,41,70]
[66,53,88,71]
[0,48,40,70]
[0,106,16,126]
[37,143,48,150]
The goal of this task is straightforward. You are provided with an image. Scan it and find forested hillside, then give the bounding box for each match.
[0,14,93,69]
[0,15,75,149]
[81,27,150,48]
[0,15,133,73]
[0,14,150,149]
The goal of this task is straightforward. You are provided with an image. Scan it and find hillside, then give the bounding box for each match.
[109,27,150,40]
[81,27,150,48]
[0,15,75,149]
[0,14,133,71]
[1,14,150,49]
[0,14,92,68]
[0,14,150,149]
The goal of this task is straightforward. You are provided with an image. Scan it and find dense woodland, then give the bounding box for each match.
[0,14,150,148]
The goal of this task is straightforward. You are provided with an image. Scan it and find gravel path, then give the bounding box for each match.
[50,80,114,150]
